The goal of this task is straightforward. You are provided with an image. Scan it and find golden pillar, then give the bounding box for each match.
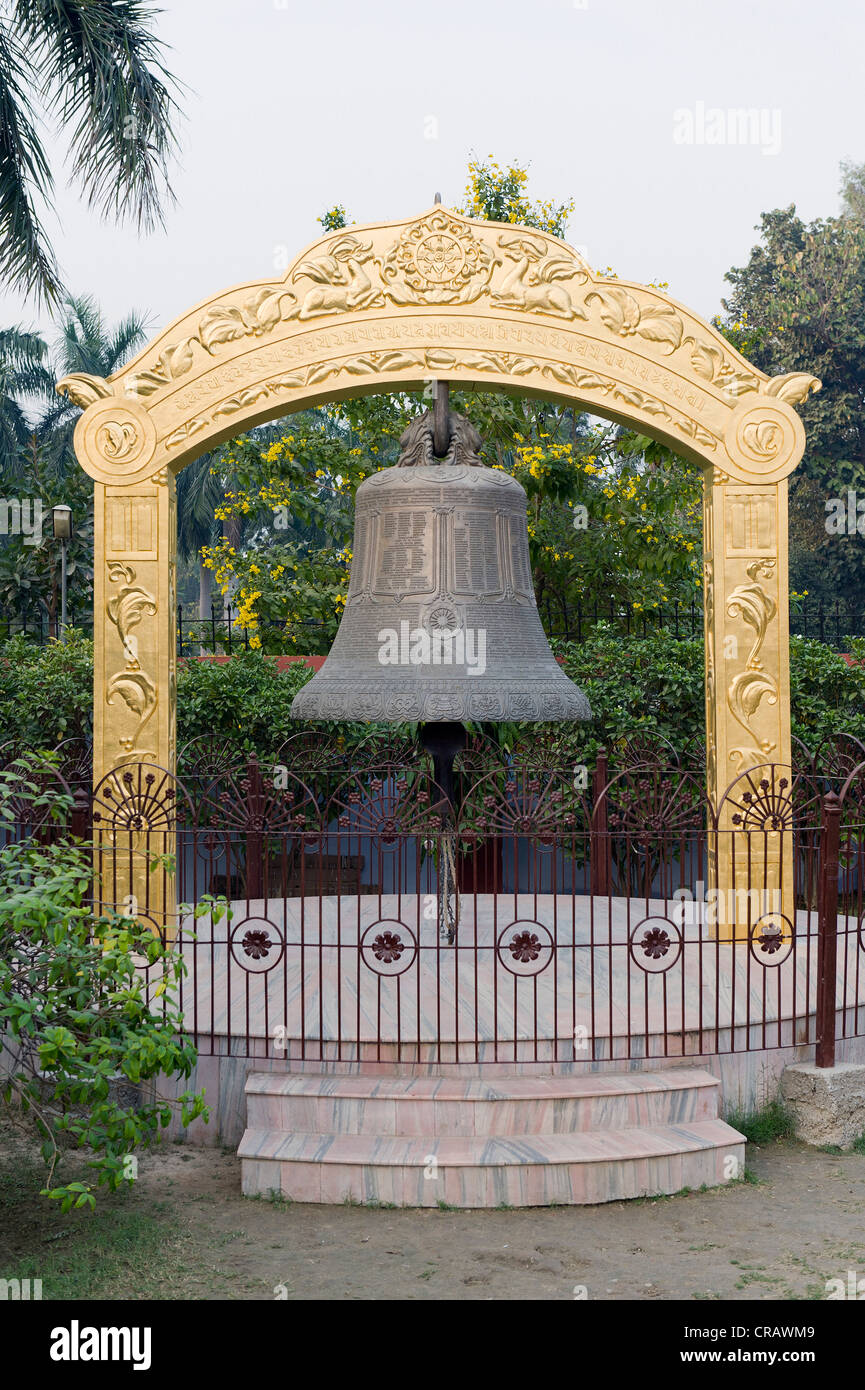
[80,397,178,931]
[705,393,804,940]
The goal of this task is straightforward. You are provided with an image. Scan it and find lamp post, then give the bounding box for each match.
[52,504,72,637]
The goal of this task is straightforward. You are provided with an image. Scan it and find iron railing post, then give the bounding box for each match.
[245,755,264,899]
[591,747,610,896]
[816,791,841,1068]
[69,787,90,841]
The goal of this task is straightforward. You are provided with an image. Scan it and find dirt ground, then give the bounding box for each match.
[4,1129,865,1300]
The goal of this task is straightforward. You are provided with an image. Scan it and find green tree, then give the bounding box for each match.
[0,432,94,631]
[177,452,223,619]
[720,173,865,600]
[0,756,211,1209]
[0,0,182,303]
[38,294,151,475]
[0,325,53,475]
[0,295,148,629]
[460,156,574,236]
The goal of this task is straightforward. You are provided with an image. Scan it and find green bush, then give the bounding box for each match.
[551,627,706,758]
[177,653,314,756]
[788,635,865,747]
[0,631,94,748]
[0,758,210,1210]
[552,628,865,758]
[724,1099,796,1145]
[2,626,864,767]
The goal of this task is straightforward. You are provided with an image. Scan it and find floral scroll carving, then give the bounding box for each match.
[105,562,158,758]
[585,285,684,354]
[725,559,779,761]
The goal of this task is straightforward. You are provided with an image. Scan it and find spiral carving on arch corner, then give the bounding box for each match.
[77,396,158,483]
[722,397,804,481]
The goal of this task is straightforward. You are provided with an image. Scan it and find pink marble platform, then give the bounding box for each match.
[167,893,864,1052]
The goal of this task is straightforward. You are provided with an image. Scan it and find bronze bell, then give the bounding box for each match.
[290,406,591,724]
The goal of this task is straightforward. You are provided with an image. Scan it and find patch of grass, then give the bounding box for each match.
[241,1188,292,1208]
[0,1151,201,1300]
[852,1132,865,1155]
[725,1098,795,1145]
[742,1166,765,1185]
[804,1281,830,1300]
[735,1271,784,1289]
[215,1229,245,1246]
[436,1199,456,1211]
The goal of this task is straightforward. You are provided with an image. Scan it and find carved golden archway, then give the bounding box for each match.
[60,206,820,934]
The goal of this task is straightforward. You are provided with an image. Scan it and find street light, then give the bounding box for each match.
[52,504,73,637]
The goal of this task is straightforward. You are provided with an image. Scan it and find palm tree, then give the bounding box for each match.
[35,294,150,475]
[0,295,149,633]
[54,293,150,381]
[0,0,182,303]
[0,325,52,479]
[177,452,223,618]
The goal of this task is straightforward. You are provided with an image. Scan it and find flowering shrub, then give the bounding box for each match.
[0,758,212,1211]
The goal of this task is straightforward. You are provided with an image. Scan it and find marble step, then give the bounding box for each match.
[238,1118,746,1207]
[243,1068,720,1137]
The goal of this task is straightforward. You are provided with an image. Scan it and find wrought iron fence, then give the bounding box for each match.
[0,608,93,644]
[175,604,328,657]
[541,595,865,649]
[3,733,864,1068]
[0,603,325,653]
[4,594,865,653]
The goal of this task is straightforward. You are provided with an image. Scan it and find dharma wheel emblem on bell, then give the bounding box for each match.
[290,405,592,725]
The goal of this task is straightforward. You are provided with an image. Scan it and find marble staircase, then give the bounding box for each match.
[238,1068,746,1207]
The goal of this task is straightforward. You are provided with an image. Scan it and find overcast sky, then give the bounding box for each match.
[2,0,861,350]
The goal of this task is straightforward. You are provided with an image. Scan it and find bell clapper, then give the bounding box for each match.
[419,721,465,944]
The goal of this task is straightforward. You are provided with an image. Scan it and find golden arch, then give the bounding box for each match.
[61,206,820,933]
